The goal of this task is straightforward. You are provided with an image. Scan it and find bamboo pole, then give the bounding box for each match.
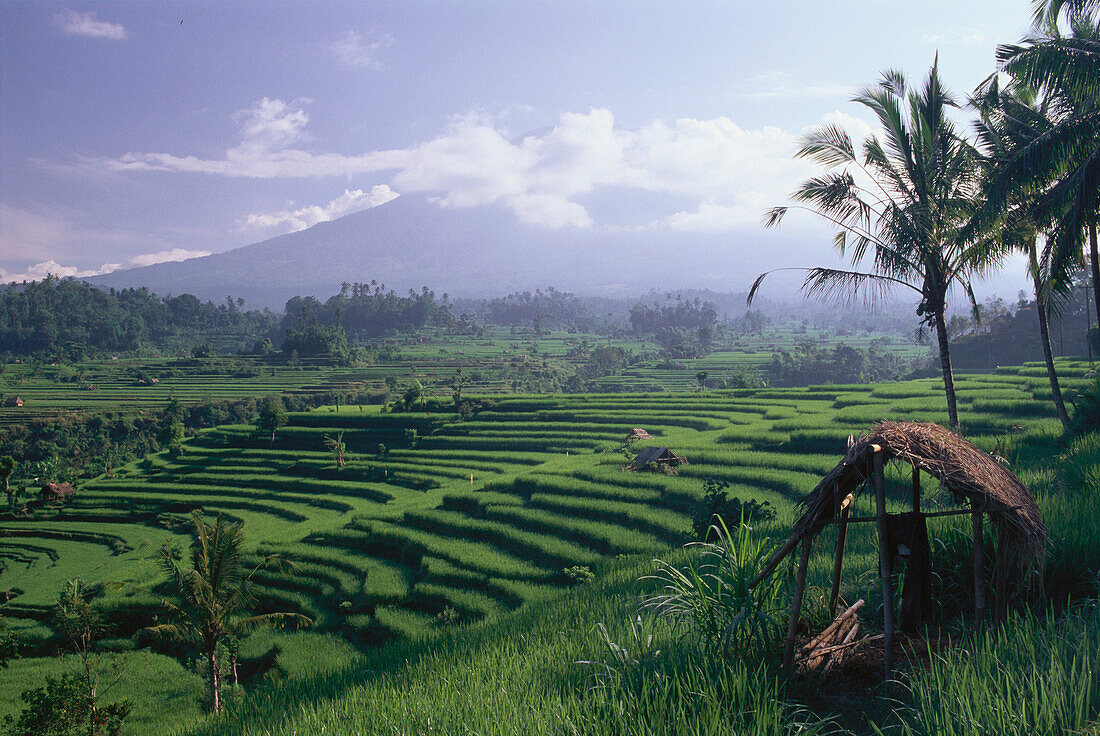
[972,505,987,628]
[872,450,896,680]
[994,521,1008,628]
[782,535,813,674]
[828,493,853,618]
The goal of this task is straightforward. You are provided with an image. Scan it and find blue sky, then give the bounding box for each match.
[0,0,1038,293]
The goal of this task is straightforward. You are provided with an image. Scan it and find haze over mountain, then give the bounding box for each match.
[88,193,818,309]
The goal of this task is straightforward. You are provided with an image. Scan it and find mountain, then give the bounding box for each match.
[88,194,792,309]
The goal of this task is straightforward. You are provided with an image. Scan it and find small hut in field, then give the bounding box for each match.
[624,428,653,444]
[626,446,687,472]
[3,396,23,408]
[754,421,1047,679]
[40,482,76,504]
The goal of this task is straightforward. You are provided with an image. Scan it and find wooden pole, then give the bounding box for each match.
[872,450,896,680]
[912,465,921,513]
[783,535,813,674]
[972,505,987,628]
[994,520,1008,628]
[828,493,853,618]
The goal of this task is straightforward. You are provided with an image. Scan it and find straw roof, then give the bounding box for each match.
[790,421,1048,567]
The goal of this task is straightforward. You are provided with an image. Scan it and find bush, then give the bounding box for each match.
[643,517,786,664]
[690,478,775,541]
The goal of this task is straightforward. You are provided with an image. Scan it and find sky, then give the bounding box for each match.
[0,0,1041,296]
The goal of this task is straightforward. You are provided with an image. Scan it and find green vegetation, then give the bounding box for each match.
[2,353,1099,733]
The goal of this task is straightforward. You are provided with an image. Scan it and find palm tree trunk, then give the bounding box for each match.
[933,311,960,430]
[1091,222,1100,329]
[1035,283,1072,431]
[208,647,221,713]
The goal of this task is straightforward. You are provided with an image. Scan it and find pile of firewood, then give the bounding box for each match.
[798,599,881,673]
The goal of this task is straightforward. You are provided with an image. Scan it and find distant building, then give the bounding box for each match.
[3,396,23,408]
[624,428,652,444]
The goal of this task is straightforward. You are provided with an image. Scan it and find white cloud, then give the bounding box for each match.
[55,9,128,40]
[0,249,210,283]
[96,101,848,230]
[330,30,393,69]
[237,185,399,233]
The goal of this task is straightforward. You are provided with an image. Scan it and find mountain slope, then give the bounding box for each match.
[89,195,779,308]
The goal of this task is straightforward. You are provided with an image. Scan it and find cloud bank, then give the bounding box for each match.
[55,9,128,40]
[0,249,210,284]
[99,99,840,231]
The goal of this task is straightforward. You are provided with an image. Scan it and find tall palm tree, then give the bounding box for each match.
[146,512,310,713]
[752,62,997,429]
[991,14,1100,327]
[971,77,1075,430]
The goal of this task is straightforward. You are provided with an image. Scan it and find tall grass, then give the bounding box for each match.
[899,604,1100,736]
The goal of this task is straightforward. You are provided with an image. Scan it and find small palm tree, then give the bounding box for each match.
[753,62,998,429]
[146,512,310,713]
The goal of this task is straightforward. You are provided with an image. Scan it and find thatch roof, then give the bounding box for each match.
[40,482,75,499]
[789,421,1048,567]
[629,446,687,468]
[625,428,652,441]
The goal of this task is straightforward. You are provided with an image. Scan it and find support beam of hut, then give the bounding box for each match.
[912,465,921,513]
[994,522,1009,627]
[828,493,853,618]
[972,505,987,627]
[782,535,813,674]
[872,451,896,680]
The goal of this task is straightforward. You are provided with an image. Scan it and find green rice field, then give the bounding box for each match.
[1,357,1095,733]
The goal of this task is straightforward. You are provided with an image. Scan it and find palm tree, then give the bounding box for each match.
[752,62,997,429]
[971,77,1075,429]
[146,512,310,713]
[991,14,1100,327]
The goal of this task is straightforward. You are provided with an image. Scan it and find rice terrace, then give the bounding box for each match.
[5,1,1100,735]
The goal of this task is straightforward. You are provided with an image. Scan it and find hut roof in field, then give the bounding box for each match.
[3,396,23,407]
[630,446,687,467]
[790,421,1047,566]
[626,428,652,441]
[40,482,75,498]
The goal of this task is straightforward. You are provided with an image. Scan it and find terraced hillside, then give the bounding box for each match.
[1,359,1092,732]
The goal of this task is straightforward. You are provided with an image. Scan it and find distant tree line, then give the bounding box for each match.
[765,342,921,387]
[281,282,451,349]
[949,285,1095,369]
[0,276,277,359]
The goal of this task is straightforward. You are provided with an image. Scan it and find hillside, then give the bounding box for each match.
[3,362,1099,733]
[86,195,802,309]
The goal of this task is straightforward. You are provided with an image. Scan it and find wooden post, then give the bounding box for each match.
[872,450,896,680]
[828,493,853,618]
[994,519,1008,628]
[783,535,813,674]
[912,465,921,513]
[972,504,987,628]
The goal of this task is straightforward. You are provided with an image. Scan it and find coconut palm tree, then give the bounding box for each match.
[146,512,310,713]
[991,14,1100,326]
[752,62,997,429]
[971,77,1075,429]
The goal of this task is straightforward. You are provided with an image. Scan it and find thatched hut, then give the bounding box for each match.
[626,446,687,471]
[40,482,75,504]
[624,428,653,444]
[754,421,1047,678]
[3,396,23,408]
